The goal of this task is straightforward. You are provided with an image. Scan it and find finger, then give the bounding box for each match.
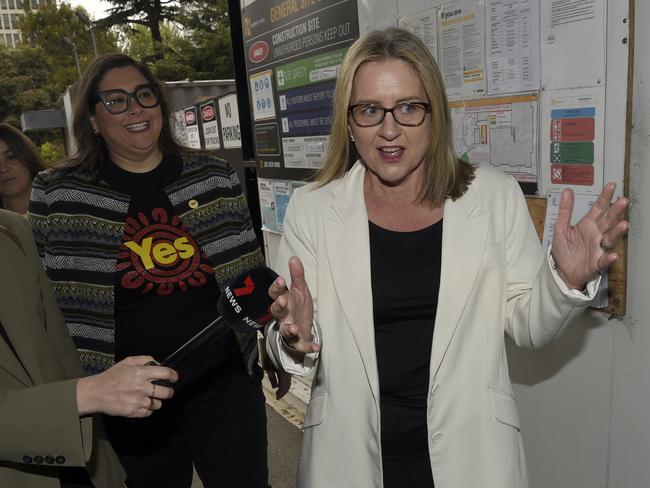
[151,384,175,400]
[598,251,619,271]
[140,396,160,413]
[281,332,320,355]
[268,276,288,300]
[147,366,179,383]
[305,341,321,354]
[601,220,629,250]
[585,182,616,222]
[598,197,628,232]
[555,189,574,234]
[288,256,307,290]
[294,340,321,354]
[149,397,162,411]
[270,294,290,320]
[281,322,303,341]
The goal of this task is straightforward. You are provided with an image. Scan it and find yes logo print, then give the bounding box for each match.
[116,208,213,295]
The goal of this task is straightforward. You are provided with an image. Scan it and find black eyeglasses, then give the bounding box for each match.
[92,84,160,114]
[348,102,431,127]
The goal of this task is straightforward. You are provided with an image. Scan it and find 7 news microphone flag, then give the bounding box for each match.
[154,266,279,387]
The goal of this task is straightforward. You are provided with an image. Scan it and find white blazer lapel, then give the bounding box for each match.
[323,163,380,404]
[431,185,490,378]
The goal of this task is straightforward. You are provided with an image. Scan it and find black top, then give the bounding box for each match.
[369,219,442,460]
[103,157,239,369]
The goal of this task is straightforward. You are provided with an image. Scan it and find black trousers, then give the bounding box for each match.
[104,363,268,488]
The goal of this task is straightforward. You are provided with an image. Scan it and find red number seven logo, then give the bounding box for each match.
[233,276,255,297]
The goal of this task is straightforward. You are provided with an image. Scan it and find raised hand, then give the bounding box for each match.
[268,256,320,358]
[551,182,629,290]
[76,355,178,418]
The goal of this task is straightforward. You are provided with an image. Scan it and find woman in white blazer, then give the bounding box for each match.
[266,28,628,488]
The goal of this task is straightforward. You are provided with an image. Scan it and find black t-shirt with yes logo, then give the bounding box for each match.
[103,156,239,365]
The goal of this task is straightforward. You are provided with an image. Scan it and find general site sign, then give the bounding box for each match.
[241,0,359,180]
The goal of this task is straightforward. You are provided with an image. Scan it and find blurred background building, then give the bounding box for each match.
[0,0,51,47]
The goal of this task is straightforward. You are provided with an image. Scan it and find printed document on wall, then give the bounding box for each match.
[540,86,605,196]
[486,0,540,94]
[273,181,292,233]
[438,0,486,99]
[399,7,439,61]
[258,178,279,234]
[540,0,606,89]
[450,94,538,186]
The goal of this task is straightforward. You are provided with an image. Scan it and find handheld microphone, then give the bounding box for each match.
[152,266,279,387]
[217,265,279,332]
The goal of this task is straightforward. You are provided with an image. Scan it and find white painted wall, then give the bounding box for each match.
[608,0,650,484]
[510,2,649,487]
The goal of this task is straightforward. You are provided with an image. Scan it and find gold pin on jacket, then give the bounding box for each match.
[189,199,199,209]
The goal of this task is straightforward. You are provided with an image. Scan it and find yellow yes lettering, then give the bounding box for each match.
[124,236,195,270]
[174,237,194,259]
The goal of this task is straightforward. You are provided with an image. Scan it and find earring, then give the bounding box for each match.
[93,128,100,136]
[349,134,355,143]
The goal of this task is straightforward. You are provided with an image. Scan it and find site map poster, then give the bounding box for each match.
[241,0,359,180]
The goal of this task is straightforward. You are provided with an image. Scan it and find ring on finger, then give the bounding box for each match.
[280,320,293,327]
[151,383,156,398]
[600,238,615,252]
[280,332,299,351]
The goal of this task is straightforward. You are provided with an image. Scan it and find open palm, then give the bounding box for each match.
[551,182,629,290]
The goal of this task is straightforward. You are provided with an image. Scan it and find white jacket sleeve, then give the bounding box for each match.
[266,187,321,375]
[504,177,598,348]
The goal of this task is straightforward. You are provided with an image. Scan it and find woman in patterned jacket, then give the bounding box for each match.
[29,54,271,488]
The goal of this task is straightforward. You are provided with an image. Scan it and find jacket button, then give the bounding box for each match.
[34,456,44,464]
[45,456,55,464]
[189,199,199,209]
[432,432,444,444]
[55,455,66,465]
[23,455,33,464]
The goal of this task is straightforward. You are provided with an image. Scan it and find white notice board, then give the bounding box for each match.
[388,0,630,201]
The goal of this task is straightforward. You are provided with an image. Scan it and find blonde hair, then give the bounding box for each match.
[316,28,473,204]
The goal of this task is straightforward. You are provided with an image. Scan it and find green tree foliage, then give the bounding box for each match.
[19,3,118,90]
[111,0,234,81]
[116,22,193,80]
[176,0,234,79]
[98,0,179,60]
[0,3,118,148]
[0,46,44,125]
[0,0,234,156]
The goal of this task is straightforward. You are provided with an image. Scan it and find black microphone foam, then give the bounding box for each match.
[217,266,278,333]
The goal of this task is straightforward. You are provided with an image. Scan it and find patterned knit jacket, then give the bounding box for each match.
[29,153,265,375]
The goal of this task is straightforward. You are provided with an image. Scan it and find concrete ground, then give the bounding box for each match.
[265,404,302,487]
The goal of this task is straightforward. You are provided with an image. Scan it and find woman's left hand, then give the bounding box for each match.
[551,182,629,290]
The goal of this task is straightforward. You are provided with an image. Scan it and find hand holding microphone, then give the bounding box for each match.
[77,355,178,418]
[268,256,320,359]
[151,266,282,390]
